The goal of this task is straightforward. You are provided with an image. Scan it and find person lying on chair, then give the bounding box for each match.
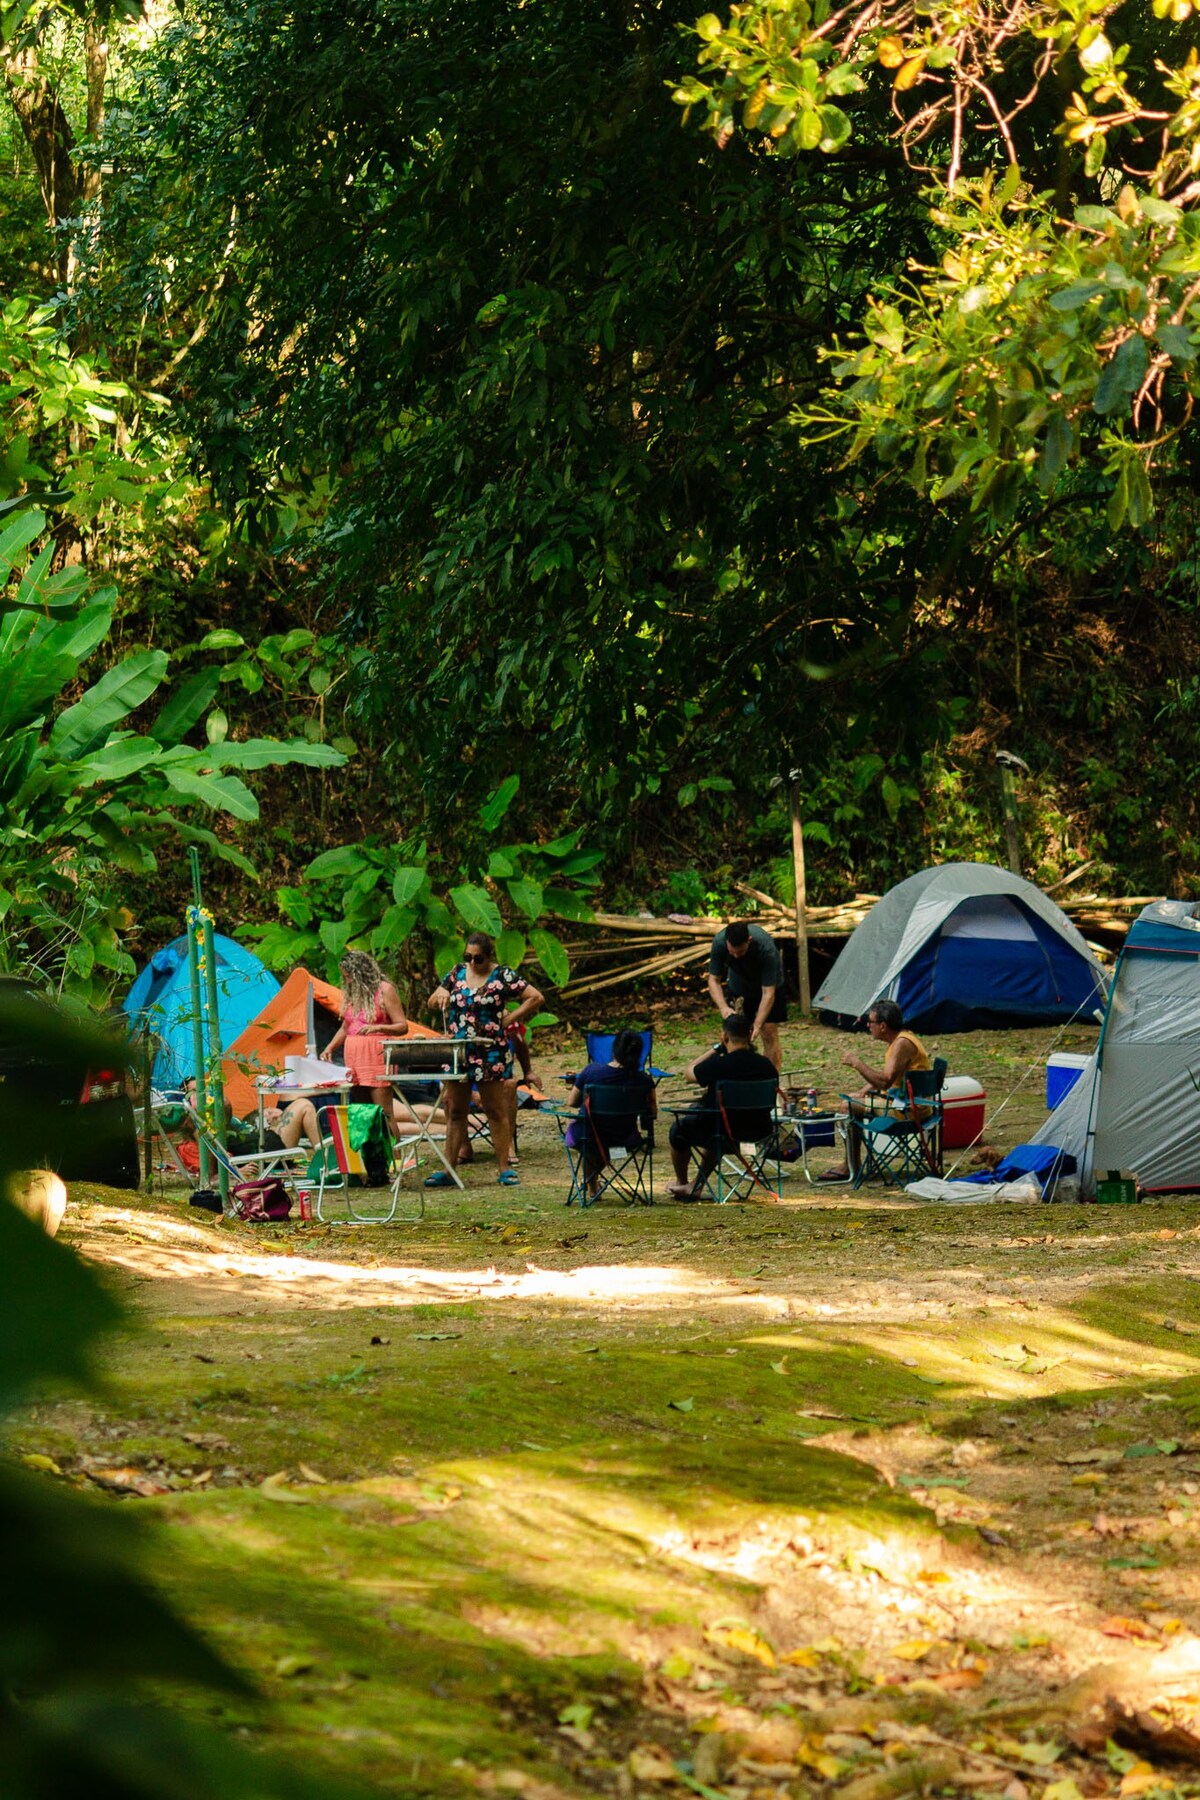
[667,1012,777,1201]
[819,1000,931,1183]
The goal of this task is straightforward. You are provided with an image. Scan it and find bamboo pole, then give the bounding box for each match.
[790,775,811,1013]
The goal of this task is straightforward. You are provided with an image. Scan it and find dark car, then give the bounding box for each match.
[0,977,140,1190]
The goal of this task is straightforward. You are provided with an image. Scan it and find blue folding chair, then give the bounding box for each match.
[585,1030,670,1081]
[843,1059,947,1189]
[559,1083,654,1208]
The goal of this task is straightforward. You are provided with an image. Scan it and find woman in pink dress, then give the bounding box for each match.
[326,952,408,1129]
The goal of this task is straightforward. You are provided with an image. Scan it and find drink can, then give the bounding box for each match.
[806,1088,818,1114]
[297,1189,312,1220]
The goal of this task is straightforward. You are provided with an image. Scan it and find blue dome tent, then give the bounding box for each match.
[124,935,279,1090]
[814,863,1107,1032]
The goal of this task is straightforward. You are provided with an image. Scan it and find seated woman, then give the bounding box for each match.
[565,1028,657,1201]
[161,1079,324,1176]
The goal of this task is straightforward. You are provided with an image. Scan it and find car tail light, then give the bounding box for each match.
[82,1068,123,1104]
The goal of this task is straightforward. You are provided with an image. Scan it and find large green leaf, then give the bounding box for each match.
[0,506,43,582]
[151,669,221,745]
[72,736,163,786]
[529,927,570,987]
[160,766,259,819]
[49,650,170,761]
[391,864,427,905]
[449,883,503,935]
[307,845,370,879]
[542,884,595,923]
[496,928,527,968]
[207,739,346,770]
[505,876,543,919]
[479,773,520,831]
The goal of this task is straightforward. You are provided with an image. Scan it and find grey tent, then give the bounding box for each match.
[814,862,1107,1032]
[1032,899,1200,1194]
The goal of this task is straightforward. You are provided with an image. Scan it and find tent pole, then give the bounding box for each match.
[199,908,230,1210]
[789,772,811,1013]
[185,907,211,1192]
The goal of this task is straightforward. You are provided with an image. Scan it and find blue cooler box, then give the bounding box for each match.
[1046,1053,1089,1109]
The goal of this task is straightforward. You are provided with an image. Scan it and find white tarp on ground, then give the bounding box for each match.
[905,1177,1045,1203]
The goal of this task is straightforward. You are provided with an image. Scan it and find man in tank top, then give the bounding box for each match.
[819,999,931,1182]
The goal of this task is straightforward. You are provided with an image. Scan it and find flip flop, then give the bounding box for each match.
[497,1169,520,1186]
[423,1171,455,1189]
[816,1168,850,1183]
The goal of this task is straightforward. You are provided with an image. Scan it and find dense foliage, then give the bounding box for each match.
[2,0,1200,997]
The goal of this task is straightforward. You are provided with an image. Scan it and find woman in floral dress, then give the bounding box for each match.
[425,932,543,1186]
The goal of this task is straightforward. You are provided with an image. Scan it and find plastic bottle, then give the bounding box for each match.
[806,1088,818,1116]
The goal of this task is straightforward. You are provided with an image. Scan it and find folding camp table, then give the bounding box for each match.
[383,1037,486,1192]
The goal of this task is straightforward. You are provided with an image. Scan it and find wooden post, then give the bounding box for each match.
[996,750,1027,877]
[789,773,811,1013]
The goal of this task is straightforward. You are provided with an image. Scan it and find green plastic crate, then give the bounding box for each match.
[1094,1170,1139,1204]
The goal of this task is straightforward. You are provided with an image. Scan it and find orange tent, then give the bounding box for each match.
[221,968,343,1120]
[221,968,441,1119]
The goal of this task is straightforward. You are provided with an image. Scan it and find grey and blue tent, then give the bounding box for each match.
[1032,899,1200,1195]
[814,862,1107,1032]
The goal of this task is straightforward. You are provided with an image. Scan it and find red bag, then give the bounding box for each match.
[232,1178,292,1222]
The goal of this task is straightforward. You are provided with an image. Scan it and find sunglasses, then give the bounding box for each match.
[465,952,489,966]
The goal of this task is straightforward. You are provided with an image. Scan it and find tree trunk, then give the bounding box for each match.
[3,44,79,279]
[83,18,107,205]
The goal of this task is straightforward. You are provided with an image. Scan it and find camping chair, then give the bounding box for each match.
[559,1083,654,1208]
[189,1117,311,1215]
[675,1080,783,1204]
[845,1058,947,1190]
[585,1030,671,1080]
[312,1105,404,1224]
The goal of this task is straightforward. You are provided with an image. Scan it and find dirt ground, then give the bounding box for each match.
[13,1016,1200,1800]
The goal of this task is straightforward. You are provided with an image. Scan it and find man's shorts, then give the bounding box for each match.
[669,1107,720,1154]
[724,982,788,1025]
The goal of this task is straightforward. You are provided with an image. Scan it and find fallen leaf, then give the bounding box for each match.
[558,1701,594,1730]
[189,1468,213,1487]
[628,1744,677,1782]
[704,1622,776,1668]
[660,1649,693,1679]
[274,1654,315,1678]
[259,1472,312,1504]
[933,1667,983,1691]
[183,1432,230,1452]
[414,1332,462,1341]
[81,1463,170,1498]
[1120,1773,1174,1798]
[668,1397,694,1413]
[298,1463,327,1484]
[781,1647,820,1669]
[917,1569,952,1585]
[1043,1783,1084,1800]
[20,1453,61,1475]
[770,1359,789,1375]
[1072,1473,1109,1487]
[1018,1742,1063,1767]
[1101,1616,1160,1641]
[369,1335,390,1346]
[1061,1449,1122,1467]
[892,1639,941,1662]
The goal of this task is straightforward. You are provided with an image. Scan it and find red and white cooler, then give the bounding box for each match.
[941,1075,986,1149]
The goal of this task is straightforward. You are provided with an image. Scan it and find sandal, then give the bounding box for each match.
[497,1169,520,1186]
[423,1171,455,1189]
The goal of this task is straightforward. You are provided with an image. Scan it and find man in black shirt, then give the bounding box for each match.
[667,1012,778,1199]
[707,919,786,1074]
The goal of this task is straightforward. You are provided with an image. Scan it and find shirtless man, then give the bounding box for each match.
[819,1000,930,1182]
